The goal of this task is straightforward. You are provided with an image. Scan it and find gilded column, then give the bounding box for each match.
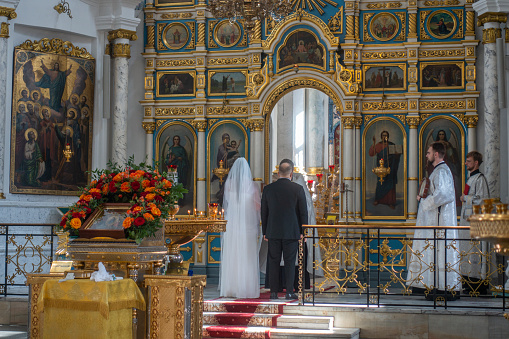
[107,29,137,166]
[465,115,478,153]
[406,116,420,219]
[192,120,207,211]
[345,15,355,40]
[142,122,155,166]
[342,117,355,219]
[478,13,506,198]
[0,6,16,199]
[354,117,362,220]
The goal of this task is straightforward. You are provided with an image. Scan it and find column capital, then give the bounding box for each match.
[107,29,138,42]
[406,116,420,128]
[142,122,156,134]
[106,43,131,58]
[246,118,264,132]
[342,117,355,129]
[354,117,363,128]
[0,6,16,19]
[482,27,501,44]
[464,115,479,128]
[477,12,507,27]
[192,120,207,132]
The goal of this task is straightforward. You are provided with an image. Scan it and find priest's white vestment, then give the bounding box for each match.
[406,162,461,291]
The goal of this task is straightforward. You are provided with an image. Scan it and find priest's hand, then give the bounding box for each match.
[263,235,268,241]
[417,195,421,202]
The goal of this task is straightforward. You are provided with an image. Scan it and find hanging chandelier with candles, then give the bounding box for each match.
[207,0,293,38]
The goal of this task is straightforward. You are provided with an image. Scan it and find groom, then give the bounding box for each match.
[262,159,308,300]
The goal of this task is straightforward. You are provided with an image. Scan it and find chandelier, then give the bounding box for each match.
[207,0,293,38]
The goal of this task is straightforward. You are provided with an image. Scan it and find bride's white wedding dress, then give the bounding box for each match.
[219,158,261,298]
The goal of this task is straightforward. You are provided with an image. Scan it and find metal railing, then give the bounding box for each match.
[0,223,56,296]
[299,225,508,310]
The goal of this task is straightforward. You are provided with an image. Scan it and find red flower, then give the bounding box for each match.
[85,207,92,214]
[134,217,145,227]
[149,180,156,187]
[109,181,117,193]
[72,212,82,219]
[155,195,163,202]
[131,181,141,191]
[60,219,67,226]
[91,192,101,199]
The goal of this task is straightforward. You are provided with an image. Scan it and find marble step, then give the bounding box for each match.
[203,325,360,339]
[203,312,334,330]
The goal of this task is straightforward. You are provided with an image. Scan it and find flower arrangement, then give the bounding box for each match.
[58,157,187,243]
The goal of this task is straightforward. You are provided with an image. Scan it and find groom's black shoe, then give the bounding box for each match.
[270,292,279,299]
[285,293,298,300]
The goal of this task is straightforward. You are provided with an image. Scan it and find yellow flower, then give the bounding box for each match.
[70,218,82,229]
[133,206,143,213]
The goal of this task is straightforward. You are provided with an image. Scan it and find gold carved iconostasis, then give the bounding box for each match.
[143,1,477,265]
[10,38,95,195]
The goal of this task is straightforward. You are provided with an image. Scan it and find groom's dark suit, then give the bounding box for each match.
[261,177,308,295]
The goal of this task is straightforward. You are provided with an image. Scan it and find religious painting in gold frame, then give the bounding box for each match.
[155,120,197,216]
[426,10,457,40]
[419,115,465,217]
[362,117,407,219]
[369,12,399,42]
[277,29,326,72]
[420,61,464,90]
[10,38,95,195]
[363,64,406,91]
[162,23,189,50]
[213,20,242,48]
[156,71,196,97]
[207,120,248,206]
[208,70,247,96]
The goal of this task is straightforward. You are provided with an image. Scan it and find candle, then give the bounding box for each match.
[194,208,197,216]
[329,165,335,173]
[187,210,191,216]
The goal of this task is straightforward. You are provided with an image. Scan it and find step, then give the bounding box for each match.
[204,300,286,314]
[203,325,360,339]
[203,312,334,330]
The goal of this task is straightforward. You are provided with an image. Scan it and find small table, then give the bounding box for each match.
[35,278,145,339]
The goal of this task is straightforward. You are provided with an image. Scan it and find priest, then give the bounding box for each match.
[406,142,461,300]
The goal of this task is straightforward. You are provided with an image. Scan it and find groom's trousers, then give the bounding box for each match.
[268,239,298,294]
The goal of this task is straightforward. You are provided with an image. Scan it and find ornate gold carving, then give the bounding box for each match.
[423,0,459,5]
[157,23,165,50]
[395,12,406,41]
[328,7,343,33]
[208,119,218,128]
[453,9,464,39]
[147,25,155,48]
[339,70,352,82]
[145,107,152,116]
[246,119,265,131]
[419,49,464,58]
[0,22,8,38]
[420,113,432,121]
[110,43,131,58]
[408,12,417,38]
[482,27,501,44]
[367,2,402,8]
[452,113,464,121]
[161,13,193,19]
[464,115,478,128]
[467,99,476,109]
[197,106,204,115]
[156,59,196,67]
[156,120,164,128]
[409,100,417,110]
[346,14,354,39]
[408,67,418,83]
[253,104,260,113]
[197,74,205,89]
[207,57,248,65]
[197,22,205,46]
[107,29,137,42]
[466,65,476,82]
[362,51,406,59]
[191,120,207,131]
[363,13,375,42]
[155,107,196,116]
[406,116,420,128]
[207,106,248,115]
[253,74,264,85]
[419,101,465,110]
[466,47,475,56]
[362,101,408,111]
[478,12,507,27]
[145,13,153,19]
[142,122,156,134]
[364,115,376,125]
[208,21,218,48]
[342,117,355,129]
[147,60,153,68]
[466,11,475,35]
[16,38,93,59]
[345,101,353,110]
[420,11,431,40]
[395,115,406,125]
[354,116,362,128]
[0,6,16,20]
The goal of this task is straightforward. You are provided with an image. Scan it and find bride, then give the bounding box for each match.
[219,157,261,298]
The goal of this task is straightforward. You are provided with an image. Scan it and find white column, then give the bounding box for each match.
[342,117,355,220]
[194,120,207,211]
[108,30,137,166]
[465,116,478,153]
[142,122,155,166]
[0,9,15,199]
[354,117,362,220]
[407,117,419,219]
[305,89,324,172]
[249,118,265,189]
[481,20,502,198]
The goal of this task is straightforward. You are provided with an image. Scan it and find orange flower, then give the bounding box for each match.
[146,193,156,201]
[113,174,123,182]
[133,206,143,213]
[151,207,161,216]
[144,213,154,221]
[90,180,97,186]
[142,179,150,189]
[145,187,156,193]
[120,182,131,193]
[163,179,172,189]
[89,188,101,194]
[102,185,109,195]
[80,211,86,218]
[122,217,134,229]
[82,195,92,202]
[70,218,82,229]
[147,203,156,209]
